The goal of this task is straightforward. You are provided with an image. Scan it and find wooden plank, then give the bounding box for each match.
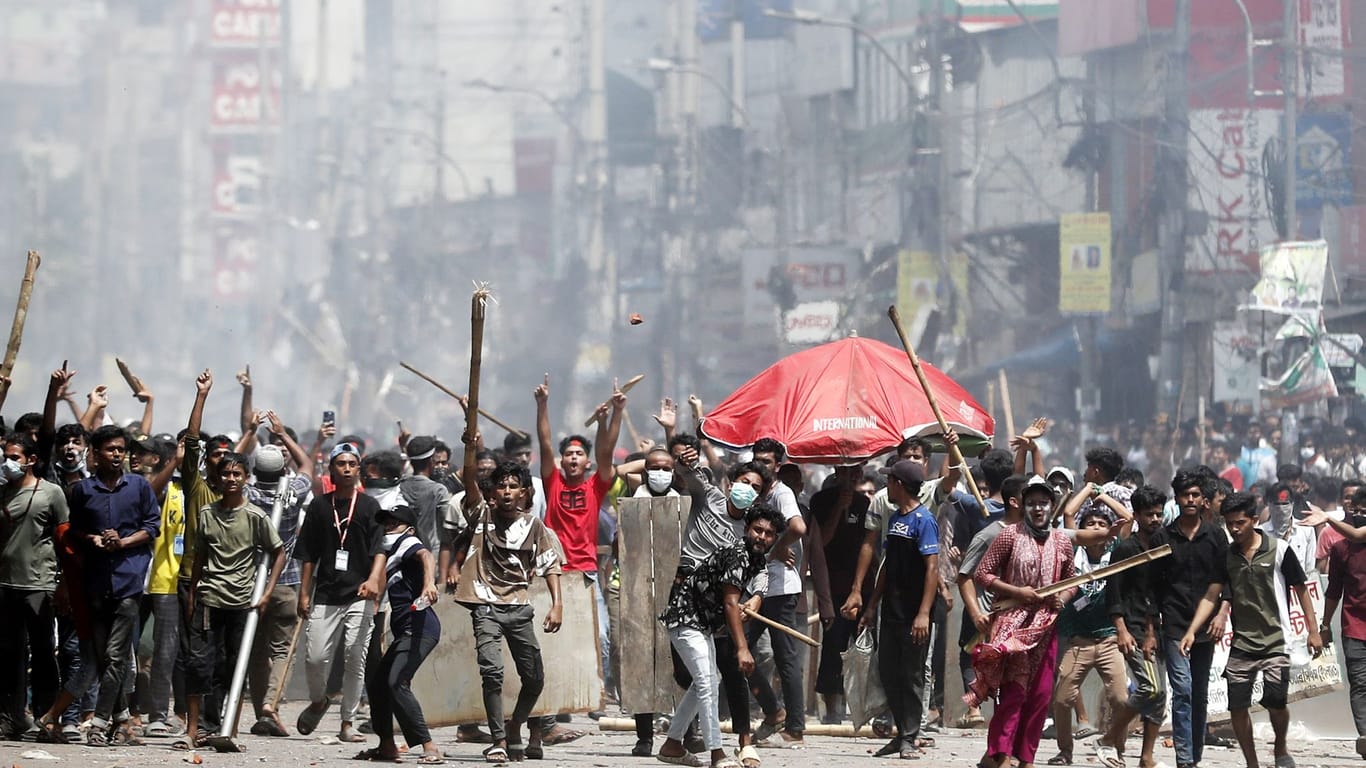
[617,496,663,714]
[649,496,686,711]
[412,578,602,727]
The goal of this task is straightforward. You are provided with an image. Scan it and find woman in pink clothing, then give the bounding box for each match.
[969,478,1077,768]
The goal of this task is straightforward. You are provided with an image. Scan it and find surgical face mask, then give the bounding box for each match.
[0,458,25,482]
[383,531,403,549]
[1301,446,1316,460]
[646,469,674,494]
[729,482,759,510]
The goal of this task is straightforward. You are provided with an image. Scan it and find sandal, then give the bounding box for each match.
[1047,753,1073,766]
[172,734,209,750]
[86,727,109,747]
[898,745,924,759]
[525,744,544,760]
[417,755,446,765]
[954,712,987,729]
[1095,743,1125,768]
[541,726,585,746]
[484,745,510,764]
[908,737,934,749]
[712,759,742,768]
[1073,725,1099,740]
[339,726,369,743]
[656,753,704,767]
[737,744,761,768]
[36,716,67,744]
[251,714,290,737]
[353,747,401,762]
[296,699,331,736]
[458,725,495,744]
[873,738,903,757]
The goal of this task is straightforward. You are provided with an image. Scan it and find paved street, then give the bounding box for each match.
[3,703,1362,768]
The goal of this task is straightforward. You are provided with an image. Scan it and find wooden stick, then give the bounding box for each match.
[464,287,490,449]
[584,373,646,427]
[115,357,147,398]
[998,368,1016,442]
[269,618,305,712]
[887,306,989,516]
[742,606,819,648]
[992,544,1173,613]
[986,382,998,448]
[399,360,527,438]
[0,250,40,389]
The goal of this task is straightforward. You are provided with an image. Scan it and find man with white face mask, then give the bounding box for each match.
[635,448,682,499]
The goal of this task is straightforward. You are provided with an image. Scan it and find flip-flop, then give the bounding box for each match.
[542,726,585,746]
[339,729,369,743]
[458,726,495,744]
[353,747,401,762]
[898,746,924,760]
[296,700,331,736]
[711,759,742,768]
[656,753,704,767]
[737,744,761,768]
[954,713,987,729]
[172,734,209,751]
[873,738,902,757]
[416,756,446,765]
[483,745,509,764]
[1046,753,1073,766]
[908,737,934,749]
[1073,726,1099,740]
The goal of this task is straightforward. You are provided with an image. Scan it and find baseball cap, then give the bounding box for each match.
[1023,474,1055,497]
[377,504,417,527]
[1046,466,1075,486]
[406,436,437,461]
[254,445,287,475]
[330,442,361,462]
[879,459,926,486]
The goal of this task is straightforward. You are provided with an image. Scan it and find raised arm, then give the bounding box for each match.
[236,366,253,436]
[462,431,484,511]
[80,385,108,431]
[186,369,212,439]
[42,367,76,444]
[135,383,154,436]
[652,398,677,442]
[534,374,555,483]
[595,380,626,484]
[268,411,313,477]
[235,410,262,454]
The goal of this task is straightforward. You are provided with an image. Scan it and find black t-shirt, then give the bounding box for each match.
[295,491,384,605]
[809,486,871,602]
[881,505,940,625]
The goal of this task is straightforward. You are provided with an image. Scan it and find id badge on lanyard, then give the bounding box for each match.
[334,492,359,572]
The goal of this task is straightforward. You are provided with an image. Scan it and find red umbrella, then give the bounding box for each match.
[699,336,994,464]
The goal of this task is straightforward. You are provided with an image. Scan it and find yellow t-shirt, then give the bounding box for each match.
[147,481,186,595]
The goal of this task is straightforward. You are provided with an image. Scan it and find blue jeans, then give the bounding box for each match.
[1163,637,1214,765]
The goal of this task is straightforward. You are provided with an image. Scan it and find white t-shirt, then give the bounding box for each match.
[765,482,804,596]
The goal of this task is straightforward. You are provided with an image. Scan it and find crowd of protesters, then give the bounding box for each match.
[1,363,1364,768]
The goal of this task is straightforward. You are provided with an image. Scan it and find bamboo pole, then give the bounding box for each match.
[998,368,1016,442]
[464,287,491,447]
[887,306,988,515]
[992,544,1172,613]
[269,619,305,712]
[0,250,40,392]
[584,373,645,427]
[398,360,527,438]
[986,382,997,448]
[742,606,819,648]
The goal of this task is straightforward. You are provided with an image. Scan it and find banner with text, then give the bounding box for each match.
[1058,212,1112,314]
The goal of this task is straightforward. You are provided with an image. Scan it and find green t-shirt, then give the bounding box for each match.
[0,480,69,590]
[195,499,282,609]
[179,439,221,581]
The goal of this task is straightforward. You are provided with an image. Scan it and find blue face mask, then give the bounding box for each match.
[729,482,759,510]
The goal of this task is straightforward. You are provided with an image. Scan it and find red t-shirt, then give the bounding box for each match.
[1218,465,1244,492]
[543,470,612,573]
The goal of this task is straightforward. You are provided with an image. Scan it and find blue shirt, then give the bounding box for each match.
[883,504,940,624]
[68,471,161,599]
[951,491,1005,555]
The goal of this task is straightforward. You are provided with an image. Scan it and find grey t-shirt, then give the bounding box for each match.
[399,473,451,551]
[0,480,69,590]
[959,520,1005,615]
